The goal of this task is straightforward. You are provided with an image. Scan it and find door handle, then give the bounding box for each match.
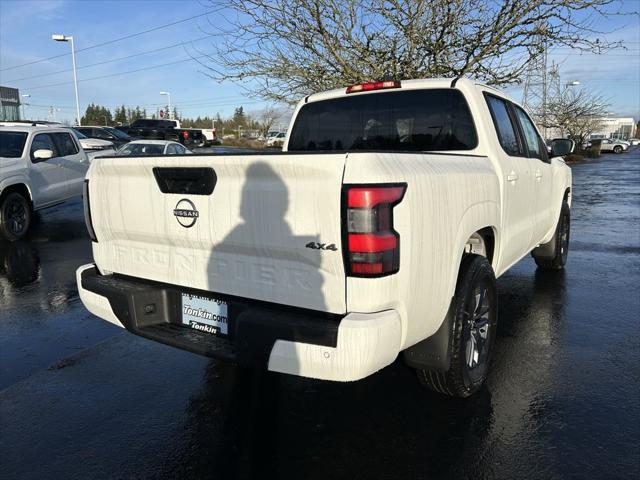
[507,171,519,182]
[535,169,543,180]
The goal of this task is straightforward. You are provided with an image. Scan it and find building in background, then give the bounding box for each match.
[590,117,636,140]
[0,86,21,121]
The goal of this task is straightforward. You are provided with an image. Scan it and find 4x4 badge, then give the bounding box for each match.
[306,242,338,251]
[173,199,199,228]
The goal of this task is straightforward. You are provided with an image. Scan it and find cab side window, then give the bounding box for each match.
[513,106,549,162]
[166,144,178,155]
[52,132,79,156]
[485,94,523,157]
[30,133,58,162]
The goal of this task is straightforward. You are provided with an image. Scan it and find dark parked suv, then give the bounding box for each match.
[75,126,134,148]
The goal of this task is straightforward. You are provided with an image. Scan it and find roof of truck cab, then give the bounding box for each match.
[304,77,479,104]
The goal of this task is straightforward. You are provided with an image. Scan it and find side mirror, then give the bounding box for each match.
[33,149,54,160]
[550,139,575,157]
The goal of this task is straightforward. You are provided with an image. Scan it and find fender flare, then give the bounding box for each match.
[447,201,500,301]
[0,176,33,204]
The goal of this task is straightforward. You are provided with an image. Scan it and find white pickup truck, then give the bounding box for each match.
[0,125,89,240]
[77,78,572,397]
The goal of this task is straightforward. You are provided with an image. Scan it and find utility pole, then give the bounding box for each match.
[522,22,550,138]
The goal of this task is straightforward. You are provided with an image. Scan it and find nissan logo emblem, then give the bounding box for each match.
[173,199,199,228]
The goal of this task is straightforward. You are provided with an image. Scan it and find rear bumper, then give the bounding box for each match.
[76,264,401,381]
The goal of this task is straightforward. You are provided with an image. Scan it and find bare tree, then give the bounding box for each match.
[255,105,283,136]
[198,0,625,102]
[546,88,609,149]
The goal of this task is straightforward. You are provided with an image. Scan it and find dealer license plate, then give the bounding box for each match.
[181,293,229,336]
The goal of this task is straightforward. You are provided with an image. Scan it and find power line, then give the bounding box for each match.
[25,58,197,91]
[5,35,212,83]
[0,9,219,72]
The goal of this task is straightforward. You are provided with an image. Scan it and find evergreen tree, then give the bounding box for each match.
[114,105,127,125]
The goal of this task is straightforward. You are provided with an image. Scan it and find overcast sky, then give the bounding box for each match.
[0,0,638,124]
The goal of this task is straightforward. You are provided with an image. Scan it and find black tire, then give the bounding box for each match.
[416,254,498,398]
[613,145,622,154]
[533,202,570,270]
[0,192,31,241]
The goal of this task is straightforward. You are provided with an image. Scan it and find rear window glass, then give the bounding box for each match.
[0,131,28,158]
[118,143,165,155]
[288,89,477,152]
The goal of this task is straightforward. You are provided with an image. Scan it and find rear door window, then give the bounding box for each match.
[513,106,549,162]
[52,132,79,156]
[288,89,478,152]
[485,94,523,157]
[30,133,58,161]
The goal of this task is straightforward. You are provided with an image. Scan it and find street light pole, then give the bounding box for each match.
[69,36,81,126]
[52,34,81,126]
[160,91,171,120]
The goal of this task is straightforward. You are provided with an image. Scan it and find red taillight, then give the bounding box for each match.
[348,233,397,252]
[343,184,406,277]
[346,80,401,94]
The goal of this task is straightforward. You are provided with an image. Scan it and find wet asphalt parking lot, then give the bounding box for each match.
[1,149,639,480]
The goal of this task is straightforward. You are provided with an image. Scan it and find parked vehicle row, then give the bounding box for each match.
[0,125,89,240]
[117,119,205,148]
[0,124,193,240]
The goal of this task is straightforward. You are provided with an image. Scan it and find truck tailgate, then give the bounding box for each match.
[87,153,347,314]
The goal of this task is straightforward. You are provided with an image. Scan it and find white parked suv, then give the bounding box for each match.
[0,125,89,240]
[266,132,286,147]
[599,138,629,153]
[77,78,572,397]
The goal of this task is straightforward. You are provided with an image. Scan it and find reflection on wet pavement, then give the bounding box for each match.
[0,149,639,479]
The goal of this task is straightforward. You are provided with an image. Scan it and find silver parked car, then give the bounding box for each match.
[115,140,192,156]
[599,138,629,154]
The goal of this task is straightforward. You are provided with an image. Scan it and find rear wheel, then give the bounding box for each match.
[416,254,497,398]
[0,192,31,241]
[533,202,570,270]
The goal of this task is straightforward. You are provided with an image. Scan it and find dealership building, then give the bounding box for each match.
[0,86,22,121]
[590,117,636,140]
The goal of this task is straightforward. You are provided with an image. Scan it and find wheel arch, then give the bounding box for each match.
[450,201,500,298]
[0,182,33,208]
